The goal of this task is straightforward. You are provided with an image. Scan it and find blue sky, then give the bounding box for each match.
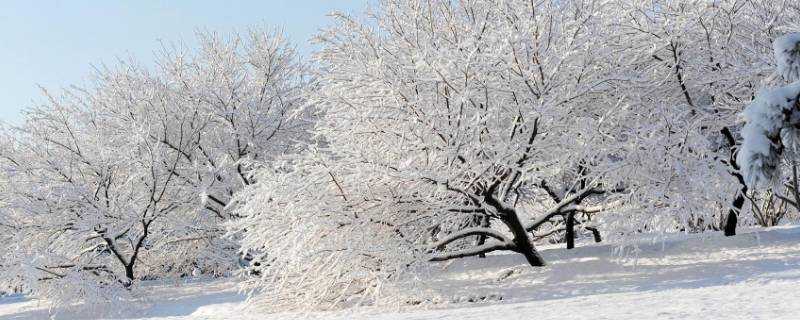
[0,1,365,123]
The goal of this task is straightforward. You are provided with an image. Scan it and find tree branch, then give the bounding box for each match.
[428,242,516,261]
[429,227,509,249]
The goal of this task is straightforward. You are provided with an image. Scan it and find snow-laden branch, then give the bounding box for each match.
[561,200,624,214]
[738,82,800,188]
[525,183,604,232]
[775,33,800,82]
[428,242,516,262]
[429,227,510,250]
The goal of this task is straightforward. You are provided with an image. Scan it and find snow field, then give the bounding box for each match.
[3,226,800,319]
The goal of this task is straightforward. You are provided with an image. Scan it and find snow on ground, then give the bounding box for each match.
[3,226,800,319]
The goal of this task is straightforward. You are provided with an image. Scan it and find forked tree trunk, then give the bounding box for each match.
[484,183,546,267]
[124,264,135,283]
[503,212,546,267]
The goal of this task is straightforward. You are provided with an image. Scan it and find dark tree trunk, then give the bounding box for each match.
[484,183,546,267]
[565,211,576,249]
[504,212,546,267]
[720,127,747,237]
[124,264,135,282]
[724,193,744,236]
[586,227,602,243]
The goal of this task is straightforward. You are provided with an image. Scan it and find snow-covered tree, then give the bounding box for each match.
[3,0,800,313]
[0,89,189,304]
[0,28,307,305]
[739,33,800,212]
[231,1,800,309]
[607,0,800,236]
[231,0,633,309]
[131,29,309,274]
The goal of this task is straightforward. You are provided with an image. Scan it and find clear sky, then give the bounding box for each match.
[0,1,365,123]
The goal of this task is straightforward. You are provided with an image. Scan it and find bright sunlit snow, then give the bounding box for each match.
[3,227,800,319]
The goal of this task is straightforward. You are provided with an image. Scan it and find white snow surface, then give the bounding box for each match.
[3,226,800,319]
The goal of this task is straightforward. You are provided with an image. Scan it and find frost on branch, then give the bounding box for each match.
[775,33,800,82]
[229,154,421,310]
[737,33,800,190]
[738,82,800,189]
